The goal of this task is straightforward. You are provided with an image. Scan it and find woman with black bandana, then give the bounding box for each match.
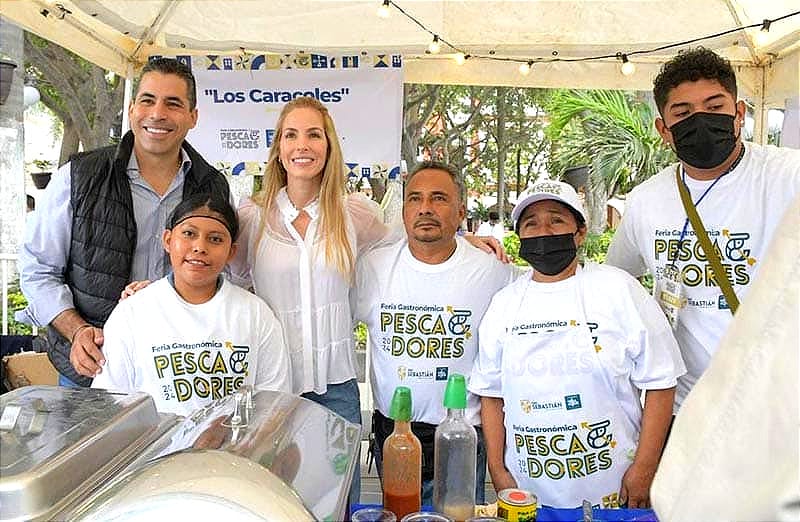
[468,180,686,509]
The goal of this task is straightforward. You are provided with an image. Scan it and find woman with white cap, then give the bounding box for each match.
[468,180,685,509]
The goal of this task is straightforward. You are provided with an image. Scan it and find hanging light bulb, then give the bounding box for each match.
[754,19,772,47]
[620,54,636,76]
[518,61,532,76]
[428,35,441,54]
[454,53,466,65]
[377,0,390,19]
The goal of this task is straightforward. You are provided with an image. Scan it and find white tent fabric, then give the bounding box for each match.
[3,0,799,138]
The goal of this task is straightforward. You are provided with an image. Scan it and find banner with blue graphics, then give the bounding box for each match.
[155,54,403,199]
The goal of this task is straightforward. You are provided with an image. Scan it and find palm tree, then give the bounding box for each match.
[545,89,674,233]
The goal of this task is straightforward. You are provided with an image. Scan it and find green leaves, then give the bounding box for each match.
[545,89,674,196]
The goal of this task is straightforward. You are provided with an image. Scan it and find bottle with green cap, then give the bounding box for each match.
[433,374,477,521]
[383,386,422,520]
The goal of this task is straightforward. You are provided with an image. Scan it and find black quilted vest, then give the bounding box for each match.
[47,131,230,386]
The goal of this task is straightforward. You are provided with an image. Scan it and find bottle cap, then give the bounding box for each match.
[389,386,413,421]
[443,374,467,409]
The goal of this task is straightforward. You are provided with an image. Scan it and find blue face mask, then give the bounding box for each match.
[670,112,737,169]
[518,232,577,275]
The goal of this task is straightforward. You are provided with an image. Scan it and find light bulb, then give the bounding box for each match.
[518,62,531,75]
[618,54,635,76]
[377,0,390,18]
[454,53,466,65]
[754,20,772,47]
[621,60,636,76]
[23,85,40,108]
[428,36,441,54]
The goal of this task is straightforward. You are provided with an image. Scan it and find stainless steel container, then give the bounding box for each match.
[1,386,361,522]
[0,386,178,522]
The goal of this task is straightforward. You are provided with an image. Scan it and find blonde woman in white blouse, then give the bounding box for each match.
[231,96,388,505]
[232,97,506,505]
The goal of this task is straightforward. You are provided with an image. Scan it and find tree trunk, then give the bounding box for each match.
[496,87,507,222]
[24,33,123,155]
[585,160,609,234]
[59,117,80,166]
[401,84,440,173]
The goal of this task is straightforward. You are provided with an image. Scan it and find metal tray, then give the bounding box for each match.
[0,385,177,522]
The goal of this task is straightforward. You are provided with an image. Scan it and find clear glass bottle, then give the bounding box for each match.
[433,374,477,521]
[383,386,422,520]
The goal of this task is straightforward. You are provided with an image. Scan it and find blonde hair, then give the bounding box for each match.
[253,96,354,280]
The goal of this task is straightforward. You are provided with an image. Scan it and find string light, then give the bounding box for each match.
[454,52,466,65]
[385,2,799,71]
[754,19,772,46]
[428,35,441,54]
[377,0,390,19]
[619,54,636,76]
[518,61,532,75]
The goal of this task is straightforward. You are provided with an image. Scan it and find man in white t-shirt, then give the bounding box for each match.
[353,161,521,506]
[606,47,800,410]
[476,211,506,242]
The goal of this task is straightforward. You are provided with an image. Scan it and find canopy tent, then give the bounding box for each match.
[2,0,799,141]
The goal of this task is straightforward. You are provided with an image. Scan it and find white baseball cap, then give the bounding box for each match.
[511,179,587,230]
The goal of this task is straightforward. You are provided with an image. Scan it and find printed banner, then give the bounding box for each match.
[157,54,403,201]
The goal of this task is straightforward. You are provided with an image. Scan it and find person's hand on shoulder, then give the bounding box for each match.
[465,235,510,263]
[120,280,151,300]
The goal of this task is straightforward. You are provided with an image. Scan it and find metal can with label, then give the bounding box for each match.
[496,488,538,521]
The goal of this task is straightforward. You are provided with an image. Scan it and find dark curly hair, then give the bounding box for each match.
[653,47,737,116]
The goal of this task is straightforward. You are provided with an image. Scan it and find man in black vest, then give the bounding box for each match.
[18,58,230,386]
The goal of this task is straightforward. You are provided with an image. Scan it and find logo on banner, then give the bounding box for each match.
[235,55,251,70]
[311,54,328,68]
[295,54,312,69]
[346,163,360,177]
[219,129,261,150]
[342,56,359,68]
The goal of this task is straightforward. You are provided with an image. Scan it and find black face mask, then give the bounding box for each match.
[519,232,577,275]
[669,112,737,170]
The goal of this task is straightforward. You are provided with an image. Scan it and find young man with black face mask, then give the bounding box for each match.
[606,47,800,413]
[470,180,685,509]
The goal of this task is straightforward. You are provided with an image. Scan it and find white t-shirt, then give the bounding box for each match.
[606,142,800,407]
[652,195,800,522]
[469,263,685,507]
[470,262,684,404]
[476,221,506,242]
[231,188,390,395]
[92,277,292,416]
[353,236,520,426]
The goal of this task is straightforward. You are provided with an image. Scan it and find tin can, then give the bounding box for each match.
[496,488,538,521]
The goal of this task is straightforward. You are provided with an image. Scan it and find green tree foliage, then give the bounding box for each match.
[5,280,32,336]
[402,84,550,215]
[545,89,674,233]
